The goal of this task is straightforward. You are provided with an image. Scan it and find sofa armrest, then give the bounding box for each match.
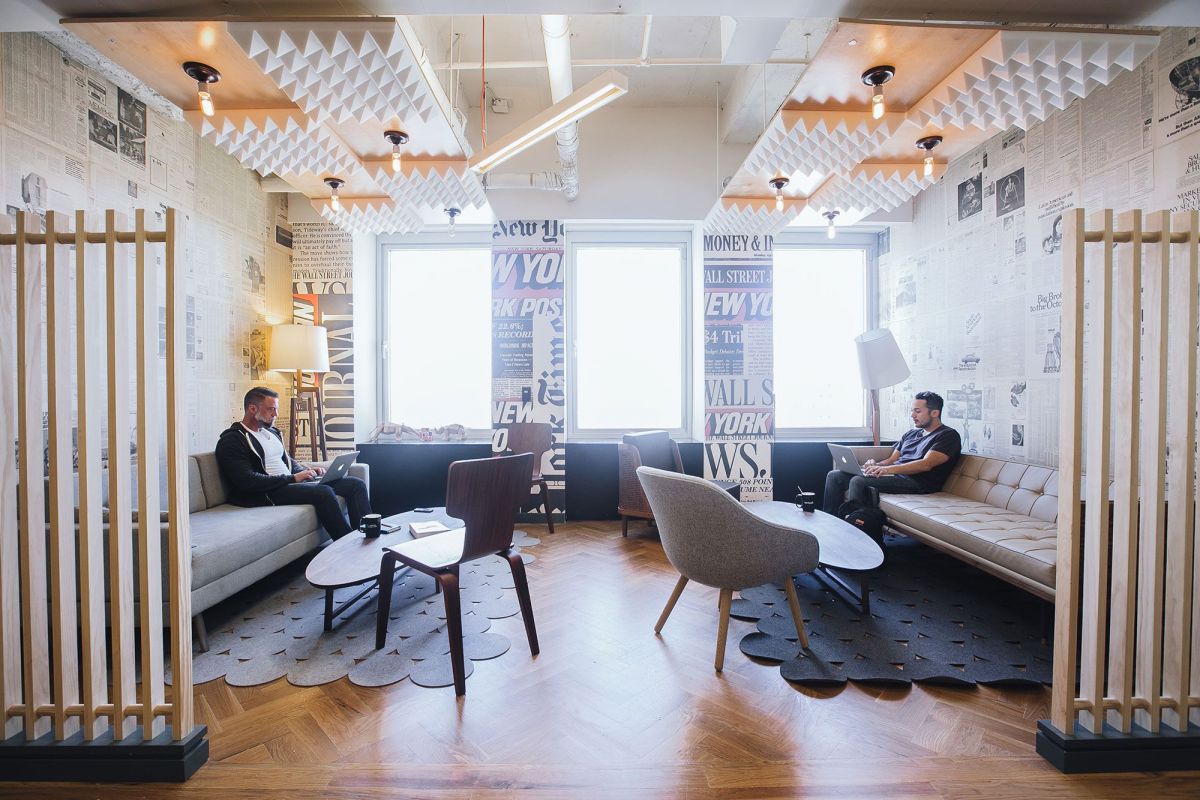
[348,462,369,493]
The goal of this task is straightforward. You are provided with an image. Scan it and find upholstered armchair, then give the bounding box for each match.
[617,431,740,536]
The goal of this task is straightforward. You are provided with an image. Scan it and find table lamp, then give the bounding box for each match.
[269,324,330,460]
[855,328,911,446]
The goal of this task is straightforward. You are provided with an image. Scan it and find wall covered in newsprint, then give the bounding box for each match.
[0,31,293,463]
[879,27,1200,469]
[490,219,566,521]
[702,233,774,501]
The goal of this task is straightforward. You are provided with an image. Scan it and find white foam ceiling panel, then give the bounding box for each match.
[809,163,945,215]
[742,110,903,183]
[704,198,803,236]
[229,20,438,125]
[363,160,489,213]
[185,109,361,178]
[315,197,423,236]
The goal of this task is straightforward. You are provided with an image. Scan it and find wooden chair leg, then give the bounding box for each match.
[375,552,398,650]
[655,575,688,634]
[193,613,208,654]
[783,577,810,649]
[439,570,467,696]
[538,479,554,534]
[715,588,733,671]
[505,548,539,655]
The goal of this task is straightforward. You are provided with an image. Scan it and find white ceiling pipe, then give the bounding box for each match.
[541,14,579,200]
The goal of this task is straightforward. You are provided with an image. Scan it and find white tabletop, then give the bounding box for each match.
[745,502,884,573]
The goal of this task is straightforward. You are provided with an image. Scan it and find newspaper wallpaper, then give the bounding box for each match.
[490,220,566,521]
[879,28,1200,468]
[0,32,293,464]
[702,233,774,501]
[292,223,355,458]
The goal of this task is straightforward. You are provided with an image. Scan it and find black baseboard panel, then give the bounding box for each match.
[1036,719,1200,773]
[0,724,208,782]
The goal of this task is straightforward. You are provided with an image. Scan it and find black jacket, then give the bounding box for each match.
[215,422,303,506]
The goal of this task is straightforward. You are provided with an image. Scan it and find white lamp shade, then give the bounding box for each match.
[269,324,330,372]
[855,328,910,390]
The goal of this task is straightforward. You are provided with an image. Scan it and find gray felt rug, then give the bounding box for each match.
[737,535,1052,686]
[174,530,541,690]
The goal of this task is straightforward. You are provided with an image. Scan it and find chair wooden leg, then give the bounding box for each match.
[783,577,810,649]
[538,479,554,534]
[193,613,208,654]
[621,516,629,537]
[655,575,688,634]
[375,552,398,650]
[715,588,733,671]
[439,570,467,696]
[505,548,540,655]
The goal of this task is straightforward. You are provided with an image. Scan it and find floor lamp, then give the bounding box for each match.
[855,328,911,446]
[270,324,330,461]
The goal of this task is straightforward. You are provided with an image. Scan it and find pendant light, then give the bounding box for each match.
[916,135,944,178]
[824,210,840,239]
[182,62,221,117]
[861,65,895,120]
[324,177,344,212]
[769,175,790,212]
[384,130,409,173]
[445,206,461,237]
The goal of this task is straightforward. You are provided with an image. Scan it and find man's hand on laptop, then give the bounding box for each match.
[293,469,318,483]
[863,464,890,477]
[313,465,326,476]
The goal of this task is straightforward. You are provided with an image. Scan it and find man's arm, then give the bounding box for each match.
[866,450,950,477]
[215,435,296,494]
[865,447,902,468]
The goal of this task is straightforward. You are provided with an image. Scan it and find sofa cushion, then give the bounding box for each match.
[880,492,1057,588]
[188,457,207,514]
[193,452,229,508]
[189,503,318,589]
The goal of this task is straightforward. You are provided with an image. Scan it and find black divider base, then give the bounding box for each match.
[0,724,208,782]
[1036,718,1200,773]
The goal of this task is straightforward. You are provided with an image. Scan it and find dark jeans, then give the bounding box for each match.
[266,476,370,539]
[823,469,925,514]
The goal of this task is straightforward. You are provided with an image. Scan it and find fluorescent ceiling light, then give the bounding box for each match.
[469,69,628,175]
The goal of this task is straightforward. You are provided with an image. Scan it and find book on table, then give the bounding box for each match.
[409,520,450,537]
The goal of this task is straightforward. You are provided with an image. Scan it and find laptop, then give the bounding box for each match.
[827,444,866,476]
[305,451,359,484]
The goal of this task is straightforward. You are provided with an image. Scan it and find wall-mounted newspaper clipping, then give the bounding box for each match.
[292,222,355,458]
[702,232,773,501]
[491,219,565,521]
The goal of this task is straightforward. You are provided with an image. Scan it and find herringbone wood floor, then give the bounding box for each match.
[6,522,1200,798]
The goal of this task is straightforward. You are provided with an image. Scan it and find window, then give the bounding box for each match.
[381,243,492,431]
[773,237,875,436]
[568,231,691,436]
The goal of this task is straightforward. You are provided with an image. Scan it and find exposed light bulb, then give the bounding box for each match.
[871,88,884,120]
[775,192,784,212]
[827,220,837,239]
[448,218,456,238]
[924,155,934,177]
[330,192,340,212]
[198,87,214,117]
[391,149,402,172]
[446,207,461,237]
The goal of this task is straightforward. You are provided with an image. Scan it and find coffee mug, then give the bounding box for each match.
[795,491,816,513]
[360,513,382,538]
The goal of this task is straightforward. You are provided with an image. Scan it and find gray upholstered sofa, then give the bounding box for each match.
[844,446,1058,601]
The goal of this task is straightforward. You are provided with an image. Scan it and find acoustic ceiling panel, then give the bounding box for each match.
[704,198,802,236]
[808,163,945,216]
[908,30,1159,133]
[740,110,903,186]
[229,20,439,125]
[314,197,424,236]
[185,109,361,177]
[363,160,490,213]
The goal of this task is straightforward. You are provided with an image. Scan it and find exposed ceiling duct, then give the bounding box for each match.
[540,14,579,200]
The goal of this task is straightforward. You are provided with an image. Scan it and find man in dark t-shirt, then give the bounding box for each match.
[823,391,962,513]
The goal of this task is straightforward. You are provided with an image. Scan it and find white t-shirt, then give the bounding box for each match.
[244,425,289,476]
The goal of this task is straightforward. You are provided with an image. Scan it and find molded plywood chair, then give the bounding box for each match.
[618,430,740,536]
[375,453,537,695]
[500,422,555,534]
[636,466,819,671]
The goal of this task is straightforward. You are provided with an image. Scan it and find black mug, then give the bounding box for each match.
[360,513,382,538]
[795,491,816,513]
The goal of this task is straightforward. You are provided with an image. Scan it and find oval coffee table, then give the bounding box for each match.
[745,502,885,613]
[305,507,462,631]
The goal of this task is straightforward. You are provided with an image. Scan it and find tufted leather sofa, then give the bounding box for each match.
[846,447,1059,601]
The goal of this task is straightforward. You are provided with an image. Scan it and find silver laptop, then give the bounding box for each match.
[307,451,358,484]
[827,444,865,476]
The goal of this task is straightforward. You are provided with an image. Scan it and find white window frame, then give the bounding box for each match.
[377,229,495,440]
[771,230,879,441]
[566,226,694,440]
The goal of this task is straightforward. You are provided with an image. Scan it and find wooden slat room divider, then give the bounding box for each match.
[1039,208,1200,772]
[0,209,204,781]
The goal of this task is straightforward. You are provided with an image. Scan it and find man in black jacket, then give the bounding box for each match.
[215,386,370,539]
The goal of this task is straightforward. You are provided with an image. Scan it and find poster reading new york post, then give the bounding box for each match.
[491,220,565,521]
[703,232,773,501]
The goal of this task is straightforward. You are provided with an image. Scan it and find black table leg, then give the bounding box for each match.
[814,565,873,615]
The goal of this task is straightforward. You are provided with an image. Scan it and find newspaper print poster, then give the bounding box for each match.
[702,232,773,501]
[292,222,355,458]
[491,219,565,521]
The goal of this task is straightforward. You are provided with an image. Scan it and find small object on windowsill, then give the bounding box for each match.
[409,520,450,537]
